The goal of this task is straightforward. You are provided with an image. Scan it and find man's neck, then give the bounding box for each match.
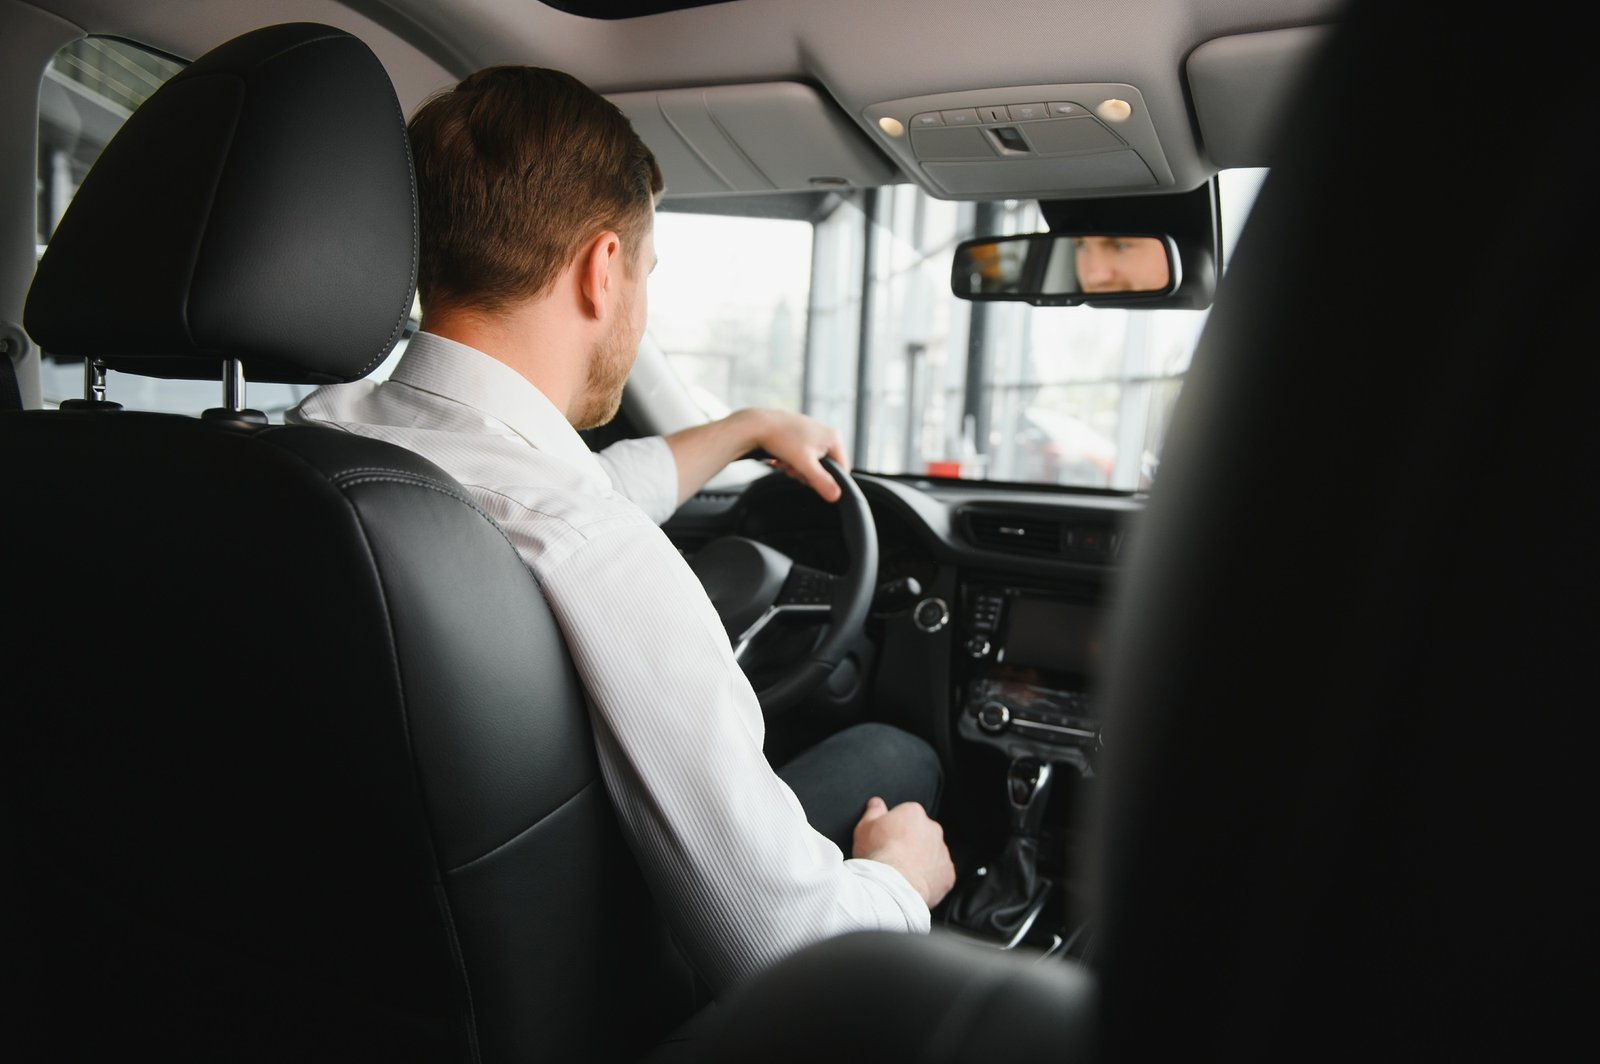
[420,301,585,418]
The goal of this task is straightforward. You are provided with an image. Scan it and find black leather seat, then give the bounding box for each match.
[655,0,1594,1059]
[1092,2,1593,1057]
[2,23,695,1062]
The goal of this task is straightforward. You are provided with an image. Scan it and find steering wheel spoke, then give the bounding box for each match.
[687,456,878,715]
[732,599,829,663]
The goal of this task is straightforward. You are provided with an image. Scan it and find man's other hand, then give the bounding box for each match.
[851,796,956,909]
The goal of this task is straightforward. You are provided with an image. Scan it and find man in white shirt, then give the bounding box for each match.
[288,64,954,995]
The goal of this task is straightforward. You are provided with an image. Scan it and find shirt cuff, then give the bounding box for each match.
[843,857,933,933]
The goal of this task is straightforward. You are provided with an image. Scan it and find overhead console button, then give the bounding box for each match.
[1024,117,1124,154]
[910,126,995,159]
[1008,102,1047,121]
[940,107,980,125]
[1047,101,1086,117]
[911,111,944,128]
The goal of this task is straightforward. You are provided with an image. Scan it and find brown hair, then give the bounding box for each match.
[407,66,663,313]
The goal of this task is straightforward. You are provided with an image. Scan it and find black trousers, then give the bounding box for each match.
[775,721,943,856]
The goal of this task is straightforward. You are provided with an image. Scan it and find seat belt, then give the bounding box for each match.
[1,322,26,411]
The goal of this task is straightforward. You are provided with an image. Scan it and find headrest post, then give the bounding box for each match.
[84,358,108,403]
[202,357,267,425]
[223,358,246,412]
[57,356,121,411]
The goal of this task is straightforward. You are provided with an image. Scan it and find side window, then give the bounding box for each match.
[35,37,415,418]
[37,38,182,247]
[651,211,813,417]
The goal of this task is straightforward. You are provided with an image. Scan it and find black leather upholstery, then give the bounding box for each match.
[650,929,1096,1064]
[23,23,415,385]
[1091,1,1592,1059]
[3,22,695,1063]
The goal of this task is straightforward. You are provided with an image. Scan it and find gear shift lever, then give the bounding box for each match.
[945,756,1056,947]
[1007,757,1053,837]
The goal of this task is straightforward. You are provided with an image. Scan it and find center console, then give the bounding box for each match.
[941,578,1106,958]
[955,582,1105,772]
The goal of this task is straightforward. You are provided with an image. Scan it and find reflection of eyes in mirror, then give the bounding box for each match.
[952,232,1176,302]
[1068,235,1170,293]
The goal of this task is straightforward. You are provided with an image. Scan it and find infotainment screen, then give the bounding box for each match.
[1001,595,1104,675]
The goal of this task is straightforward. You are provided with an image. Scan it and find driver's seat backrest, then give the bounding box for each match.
[2,22,695,1062]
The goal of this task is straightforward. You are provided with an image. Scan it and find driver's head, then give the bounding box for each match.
[407,65,663,316]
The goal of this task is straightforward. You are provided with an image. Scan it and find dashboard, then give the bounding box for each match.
[664,468,1139,781]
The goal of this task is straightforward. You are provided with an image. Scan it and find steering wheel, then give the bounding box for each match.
[687,455,878,716]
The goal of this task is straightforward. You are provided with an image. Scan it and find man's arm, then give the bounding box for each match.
[531,511,941,993]
[663,408,849,507]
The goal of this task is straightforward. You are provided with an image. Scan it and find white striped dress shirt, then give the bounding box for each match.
[286,332,929,993]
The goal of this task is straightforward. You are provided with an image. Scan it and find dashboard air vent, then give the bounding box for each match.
[962,510,1064,556]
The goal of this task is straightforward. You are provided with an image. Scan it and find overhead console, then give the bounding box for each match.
[862,82,1172,200]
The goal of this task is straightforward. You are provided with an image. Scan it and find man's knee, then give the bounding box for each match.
[777,721,944,852]
[827,722,942,811]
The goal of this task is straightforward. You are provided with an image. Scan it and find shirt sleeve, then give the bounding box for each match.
[593,435,678,524]
[535,513,930,994]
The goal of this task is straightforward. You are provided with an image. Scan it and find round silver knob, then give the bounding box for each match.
[912,596,949,633]
[977,700,1011,733]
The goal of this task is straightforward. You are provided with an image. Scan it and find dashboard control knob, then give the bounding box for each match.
[977,700,1011,733]
[965,635,991,658]
[912,596,949,633]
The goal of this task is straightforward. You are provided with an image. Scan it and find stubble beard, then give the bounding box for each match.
[570,305,636,431]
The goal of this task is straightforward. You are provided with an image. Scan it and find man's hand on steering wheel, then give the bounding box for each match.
[744,409,851,504]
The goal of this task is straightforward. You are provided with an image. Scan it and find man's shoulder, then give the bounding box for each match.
[470,473,658,536]
[286,377,402,428]
[453,457,668,566]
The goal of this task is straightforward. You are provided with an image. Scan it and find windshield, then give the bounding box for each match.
[650,170,1265,492]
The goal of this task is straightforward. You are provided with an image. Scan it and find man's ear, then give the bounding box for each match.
[578,230,624,322]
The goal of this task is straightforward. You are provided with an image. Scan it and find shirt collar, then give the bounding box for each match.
[388,331,612,487]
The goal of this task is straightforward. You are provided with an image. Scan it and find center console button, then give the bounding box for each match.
[977,701,1011,733]
[913,596,950,632]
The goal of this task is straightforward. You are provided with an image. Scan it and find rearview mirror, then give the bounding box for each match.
[951,232,1180,305]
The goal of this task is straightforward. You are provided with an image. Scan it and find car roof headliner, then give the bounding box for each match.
[26,0,1348,203]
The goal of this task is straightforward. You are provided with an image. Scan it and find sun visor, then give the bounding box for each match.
[610,82,898,198]
[1186,24,1333,169]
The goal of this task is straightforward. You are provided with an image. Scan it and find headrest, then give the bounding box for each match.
[24,22,417,385]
